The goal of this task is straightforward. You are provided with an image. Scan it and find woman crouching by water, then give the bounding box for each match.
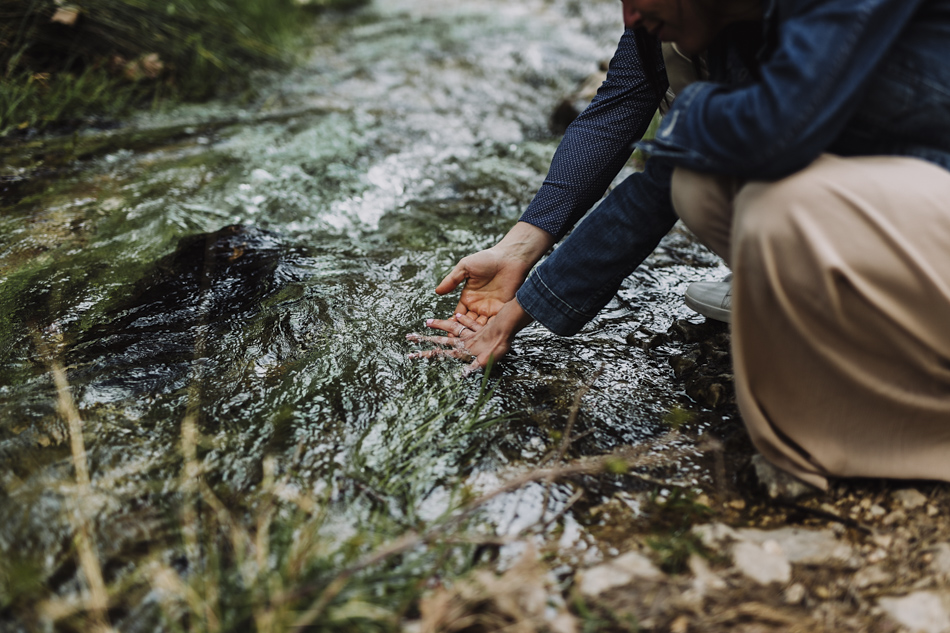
[411,0,950,491]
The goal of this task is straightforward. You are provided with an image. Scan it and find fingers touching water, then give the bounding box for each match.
[406,299,535,377]
[434,222,556,326]
[406,313,485,376]
[411,222,552,375]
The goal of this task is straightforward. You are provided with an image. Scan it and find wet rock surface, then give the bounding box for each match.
[632,317,735,410]
[68,224,325,398]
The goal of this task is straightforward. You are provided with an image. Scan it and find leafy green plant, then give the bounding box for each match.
[1,68,141,134]
[644,488,713,574]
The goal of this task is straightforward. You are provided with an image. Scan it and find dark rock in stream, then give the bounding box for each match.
[67,224,325,399]
[665,319,734,410]
[632,318,735,410]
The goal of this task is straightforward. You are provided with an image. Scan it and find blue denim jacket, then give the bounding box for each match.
[641,0,950,179]
[518,0,950,335]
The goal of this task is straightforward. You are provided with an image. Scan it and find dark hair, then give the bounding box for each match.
[632,0,764,96]
[632,27,666,99]
[694,0,762,19]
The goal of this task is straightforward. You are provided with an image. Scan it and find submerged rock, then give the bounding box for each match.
[663,318,735,410]
[68,224,325,399]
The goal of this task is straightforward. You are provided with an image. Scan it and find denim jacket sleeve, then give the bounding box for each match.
[519,28,667,240]
[516,158,677,336]
[638,0,927,180]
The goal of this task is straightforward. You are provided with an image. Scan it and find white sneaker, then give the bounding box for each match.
[684,275,732,323]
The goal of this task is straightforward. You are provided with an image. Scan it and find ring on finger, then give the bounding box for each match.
[456,324,466,337]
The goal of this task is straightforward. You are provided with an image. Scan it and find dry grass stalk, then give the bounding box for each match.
[539,366,603,533]
[38,345,690,633]
[554,366,604,464]
[49,359,117,633]
[179,414,222,633]
[172,414,326,631]
[162,238,289,630]
[149,562,219,627]
[418,542,577,633]
[252,456,281,633]
[290,430,691,630]
[290,531,423,629]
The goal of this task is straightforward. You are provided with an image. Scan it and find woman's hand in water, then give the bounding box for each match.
[436,222,554,324]
[407,299,535,375]
[408,222,549,373]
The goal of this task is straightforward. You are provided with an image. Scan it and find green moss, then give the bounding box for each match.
[0,552,46,610]
[661,405,695,430]
[1,68,142,135]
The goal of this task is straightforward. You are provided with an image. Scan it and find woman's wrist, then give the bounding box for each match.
[493,222,555,266]
[496,296,535,334]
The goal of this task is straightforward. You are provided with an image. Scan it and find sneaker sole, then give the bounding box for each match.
[684,293,732,323]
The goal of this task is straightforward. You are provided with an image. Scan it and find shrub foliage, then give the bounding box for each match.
[0,0,361,134]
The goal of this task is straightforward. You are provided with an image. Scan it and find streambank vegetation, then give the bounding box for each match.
[0,0,364,136]
[5,345,707,632]
[19,329,950,633]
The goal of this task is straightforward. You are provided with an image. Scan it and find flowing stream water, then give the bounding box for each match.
[0,0,730,627]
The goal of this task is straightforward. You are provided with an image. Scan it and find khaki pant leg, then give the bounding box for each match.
[731,154,950,488]
[671,167,738,265]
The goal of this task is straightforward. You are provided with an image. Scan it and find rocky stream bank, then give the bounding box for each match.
[409,317,950,633]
